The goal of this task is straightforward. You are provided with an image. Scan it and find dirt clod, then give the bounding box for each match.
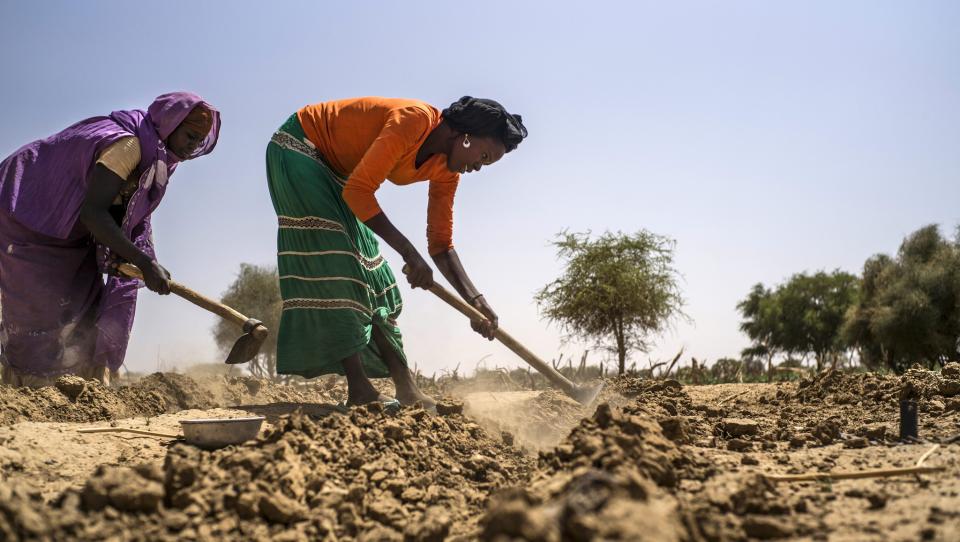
[939,380,960,397]
[81,466,164,513]
[742,515,795,539]
[859,424,888,441]
[718,418,760,437]
[54,376,88,401]
[2,371,958,541]
[843,436,869,449]
[435,399,464,416]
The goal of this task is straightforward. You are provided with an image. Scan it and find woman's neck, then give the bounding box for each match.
[416,121,454,168]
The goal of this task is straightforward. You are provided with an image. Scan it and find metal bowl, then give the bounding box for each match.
[179,416,265,450]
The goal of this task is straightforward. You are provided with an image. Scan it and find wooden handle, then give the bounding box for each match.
[117,263,249,328]
[251,325,268,341]
[404,265,578,396]
[78,427,181,439]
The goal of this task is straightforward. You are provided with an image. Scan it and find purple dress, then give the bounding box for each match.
[0,92,220,377]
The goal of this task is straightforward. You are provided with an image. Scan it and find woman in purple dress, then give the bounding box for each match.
[0,92,220,386]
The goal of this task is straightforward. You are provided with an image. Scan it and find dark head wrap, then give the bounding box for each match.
[442,96,528,152]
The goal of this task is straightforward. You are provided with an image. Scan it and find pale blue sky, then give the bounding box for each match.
[1,1,958,375]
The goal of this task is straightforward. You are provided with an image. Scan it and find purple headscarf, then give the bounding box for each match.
[0,92,220,239]
[0,92,220,372]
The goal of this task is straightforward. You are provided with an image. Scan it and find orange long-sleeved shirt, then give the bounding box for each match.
[297,97,460,255]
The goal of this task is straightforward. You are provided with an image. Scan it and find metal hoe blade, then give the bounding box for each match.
[570,381,606,406]
[225,319,268,365]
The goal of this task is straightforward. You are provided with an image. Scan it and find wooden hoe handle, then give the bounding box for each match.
[404,265,579,397]
[117,263,250,329]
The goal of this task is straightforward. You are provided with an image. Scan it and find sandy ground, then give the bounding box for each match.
[0,387,559,506]
[1,369,959,540]
[682,383,960,542]
[0,408,253,501]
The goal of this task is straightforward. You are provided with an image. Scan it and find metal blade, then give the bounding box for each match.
[225,333,266,365]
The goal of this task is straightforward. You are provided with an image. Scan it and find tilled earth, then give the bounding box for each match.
[1,365,959,541]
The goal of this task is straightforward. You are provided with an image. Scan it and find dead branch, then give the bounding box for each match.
[718,390,750,405]
[661,347,684,379]
[552,353,563,371]
[916,444,940,467]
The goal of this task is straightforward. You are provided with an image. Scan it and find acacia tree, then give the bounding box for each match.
[213,263,282,379]
[535,230,685,375]
[843,225,960,371]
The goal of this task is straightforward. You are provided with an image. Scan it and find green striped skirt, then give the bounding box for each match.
[266,114,406,378]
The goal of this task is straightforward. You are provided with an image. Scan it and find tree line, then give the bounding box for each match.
[739,224,960,374]
[212,224,959,379]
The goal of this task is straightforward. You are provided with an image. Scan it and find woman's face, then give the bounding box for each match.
[166,122,207,161]
[446,134,506,175]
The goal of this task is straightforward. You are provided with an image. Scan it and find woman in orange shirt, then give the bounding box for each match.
[266,96,527,408]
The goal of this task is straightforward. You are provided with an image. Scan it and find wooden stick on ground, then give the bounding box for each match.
[764,465,944,483]
[718,390,750,405]
[766,444,945,483]
[915,444,940,467]
[78,427,180,439]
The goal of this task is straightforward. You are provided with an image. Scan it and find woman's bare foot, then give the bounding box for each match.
[346,389,396,406]
[368,326,436,409]
[392,371,437,410]
[396,389,437,410]
[341,352,396,406]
